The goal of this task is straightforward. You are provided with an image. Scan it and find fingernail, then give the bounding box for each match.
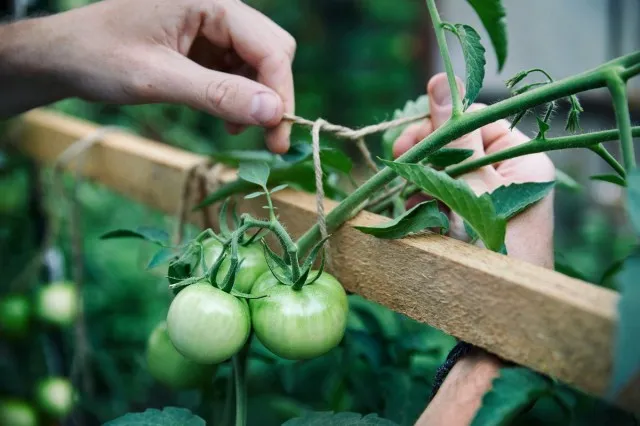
[432,81,452,107]
[251,92,279,124]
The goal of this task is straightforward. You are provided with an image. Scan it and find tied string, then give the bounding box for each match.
[282,111,429,265]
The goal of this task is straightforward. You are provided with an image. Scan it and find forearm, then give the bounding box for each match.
[0,16,76,118]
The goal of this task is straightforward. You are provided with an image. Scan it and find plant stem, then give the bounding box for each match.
[588,144,626,177]
[296,55,640,254]
[446,127,640,177]
[425,0,463,115]
[231,343,250,426]
[607,71,636,171]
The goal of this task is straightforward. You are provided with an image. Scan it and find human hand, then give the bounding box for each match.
[393,73,556,268]
[397,74,556,426]
[3,0,295,152]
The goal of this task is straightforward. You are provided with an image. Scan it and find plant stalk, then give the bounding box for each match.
[425,0,463,115]
[588,144,626,177]
[296,54,640,254]
[231,343,250,426]
[607,71,636,171]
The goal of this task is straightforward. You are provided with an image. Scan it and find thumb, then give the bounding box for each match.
[154,55,284,127]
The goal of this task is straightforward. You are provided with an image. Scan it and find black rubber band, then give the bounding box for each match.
[429,341,476,401]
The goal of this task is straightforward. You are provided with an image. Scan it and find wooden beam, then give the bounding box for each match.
[15,109,624,408]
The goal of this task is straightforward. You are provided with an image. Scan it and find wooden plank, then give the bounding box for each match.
[15,109,624,408]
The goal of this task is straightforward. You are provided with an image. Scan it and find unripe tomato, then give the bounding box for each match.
[34,282,78,327]
[0,400,38,426]
[195,238,268,293]
[0,294,31,338]
[146,321,216,389]
[250,271,348,360]
[167,282,250,364]
[34,377,75,419]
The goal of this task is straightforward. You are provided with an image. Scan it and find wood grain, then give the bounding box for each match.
[15,109,627,409]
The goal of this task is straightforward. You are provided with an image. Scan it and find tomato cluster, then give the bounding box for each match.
[146,238,349,389]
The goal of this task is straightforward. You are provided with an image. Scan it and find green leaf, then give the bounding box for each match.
[104,407,205,426]
[381,96,430,160]
[450,24,486,109]
[355,200,449,239]
[270,184,289,194]
[554,169,582,192]
[591,174,626,187]
[99,226,169,246]
[627,168,640,235]
[211,150,277,167]
[321,148,353,174]
[489,182,555,220]
[536,117,550,139]
[283,411,398,426]
[381,371,431,426]
[244,191,265,199]
[471,368,552,426]
[427,148,474,168]
[146,247,177,270]
[610,253,640,397]
[466,0,508,71]
[382,160,505,251]
[238,161,270,188]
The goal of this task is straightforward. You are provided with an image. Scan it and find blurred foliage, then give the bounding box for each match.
[0,0,636,425]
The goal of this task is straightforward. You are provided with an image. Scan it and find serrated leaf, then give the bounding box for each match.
[627,168,640,235]
[466,0,508,71]
[99,226,169,245]
[489,182,555,220]
[283,411,398,426]
[381,95,430,160]
[471,368,552,426]
[427,148,474,168]
[355,200,449,239]
[591,174,626,187]
[244,191,265,199]
[610,253,640,397]
[382,160,505,251]
[104,407,205,426]
[238,161,270,188]
[554,169,582,192]
[146,248,177,270]
[451,24,486,109]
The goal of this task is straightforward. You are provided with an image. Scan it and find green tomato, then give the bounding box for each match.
[196,238,269,293]
[0,400,38,426]
[146,321,216,389]
[34,377,75,419]
[167,282,250,364]
[0,294,31,338]
[34,282,78,327]
[250,271,348,360]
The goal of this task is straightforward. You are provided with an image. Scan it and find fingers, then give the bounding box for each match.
[151,52,284,128]
[200,0,296,153]
[392,120,433,159]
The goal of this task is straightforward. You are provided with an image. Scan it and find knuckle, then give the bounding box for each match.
[205,78,239,111]
[284,35,297,58]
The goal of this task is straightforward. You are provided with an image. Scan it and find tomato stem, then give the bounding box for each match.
[296,52,640,255]
[607,70,636,171]
[232,341,250,426]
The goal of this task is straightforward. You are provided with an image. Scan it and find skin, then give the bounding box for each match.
[394,74,555,426]
[0,0,295,153]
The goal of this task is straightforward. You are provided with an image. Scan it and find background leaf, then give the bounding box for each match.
[471,368,552,426]
[104,407,205,426]
[355,200,448,239]
[466,0,508,71]
[427,148,474,168]
[489,182,555,219]
[627,168,640,234]
[554,169,582,192]
[99,226,169,245]
[238,161,271,187]
[382,160,505,251]
[381,96,430,160]
[452,24,486,109]
[283,411,398,426]
[610,253,640,397]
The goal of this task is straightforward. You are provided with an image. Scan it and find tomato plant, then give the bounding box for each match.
[34,377,75,419]
[250,270,348,360]
[0,294,30,338]
[0,400,38,426]
[146,321,216,389]
[166,282,251,364]
[34,281,78,328]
